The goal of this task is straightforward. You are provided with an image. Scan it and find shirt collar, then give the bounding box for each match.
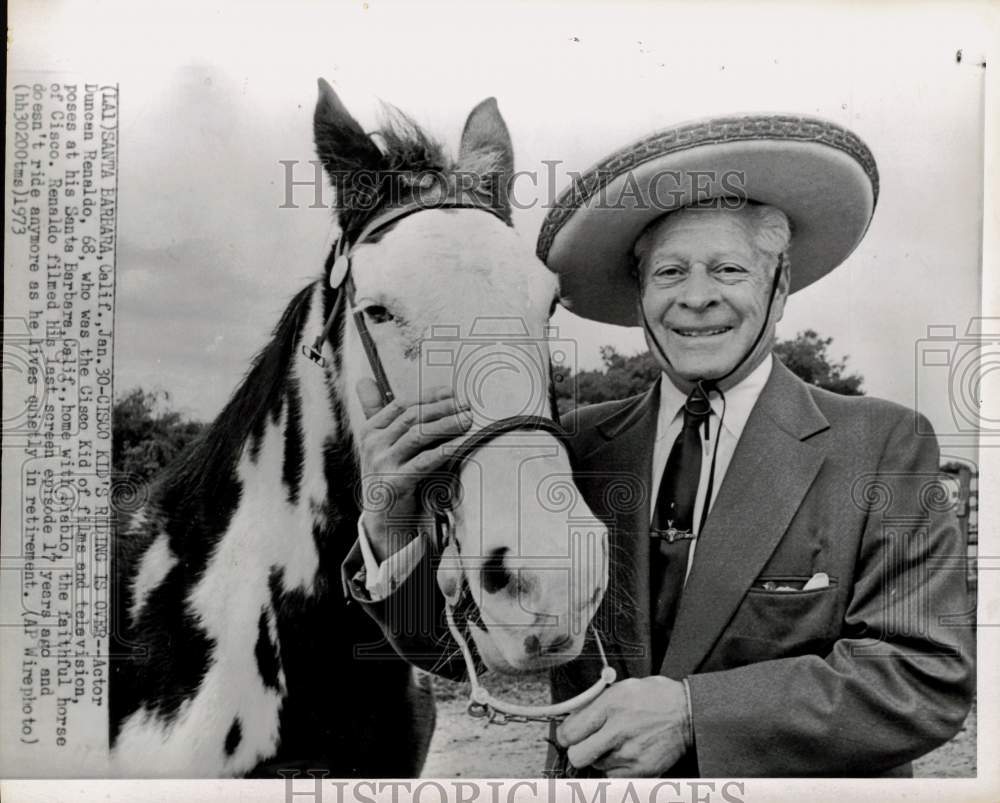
[656,354,773,441]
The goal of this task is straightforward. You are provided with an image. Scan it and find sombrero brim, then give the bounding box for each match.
[537,115,879,327]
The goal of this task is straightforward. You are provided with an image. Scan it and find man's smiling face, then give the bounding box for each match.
[636,206,790,388]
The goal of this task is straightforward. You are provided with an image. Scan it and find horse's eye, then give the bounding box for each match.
[363,305,394,324]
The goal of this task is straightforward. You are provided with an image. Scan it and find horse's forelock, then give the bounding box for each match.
[329,106,512,242]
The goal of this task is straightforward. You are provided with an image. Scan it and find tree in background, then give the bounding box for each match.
[773,329,864,396]
[555,329,864,413]
[113,388,206,483]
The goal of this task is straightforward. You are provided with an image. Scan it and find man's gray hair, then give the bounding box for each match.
[632,201,792,278]
[741,203,792,259]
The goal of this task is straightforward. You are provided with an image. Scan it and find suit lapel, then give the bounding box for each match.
[660,361,830,678]
[576,382,659,680]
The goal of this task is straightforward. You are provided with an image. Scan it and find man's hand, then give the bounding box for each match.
[556,677,692,777]
[356,378,473,562]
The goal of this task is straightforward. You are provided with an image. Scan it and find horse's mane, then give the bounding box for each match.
[157,284,320,516]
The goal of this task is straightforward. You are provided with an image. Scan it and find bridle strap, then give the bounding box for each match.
[430,415,570,551]
[346,271,396,404]
[440,415,568,476]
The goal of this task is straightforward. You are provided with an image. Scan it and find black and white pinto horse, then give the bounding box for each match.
[110,80,609,777]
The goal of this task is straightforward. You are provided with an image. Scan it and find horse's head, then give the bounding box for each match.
[313,79,609,673]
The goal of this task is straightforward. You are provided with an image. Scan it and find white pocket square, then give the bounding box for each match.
[760,572,830,592]
[802,572,830,591]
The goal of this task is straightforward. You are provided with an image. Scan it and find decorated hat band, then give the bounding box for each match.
[537,114,879,327]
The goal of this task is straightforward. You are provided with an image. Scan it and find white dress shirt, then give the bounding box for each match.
[358,355,774,599]
[652,354,773,582]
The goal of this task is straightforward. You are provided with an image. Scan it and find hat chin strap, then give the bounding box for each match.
[639,256,784,394]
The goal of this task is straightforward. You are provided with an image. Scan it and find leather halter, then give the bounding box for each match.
[306,197,616,724]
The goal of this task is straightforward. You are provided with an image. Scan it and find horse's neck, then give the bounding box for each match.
[115,281,357,775]
[213,282,345,591]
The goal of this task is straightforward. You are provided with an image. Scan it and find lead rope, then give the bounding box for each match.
[443,604,616,723]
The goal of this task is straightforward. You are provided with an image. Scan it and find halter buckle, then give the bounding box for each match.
[467,701,490,719]
[329,254,351,289]
[302,343,328,367]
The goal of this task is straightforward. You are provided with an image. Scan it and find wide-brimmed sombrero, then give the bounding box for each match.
[537,114,879,327]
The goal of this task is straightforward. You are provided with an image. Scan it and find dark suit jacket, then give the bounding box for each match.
[345,358,975,777]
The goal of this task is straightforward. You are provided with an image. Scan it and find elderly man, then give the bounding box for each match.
[345,115,974,777]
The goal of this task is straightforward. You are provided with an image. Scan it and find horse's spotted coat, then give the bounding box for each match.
[111,283,434,776]
[109,81,604,777]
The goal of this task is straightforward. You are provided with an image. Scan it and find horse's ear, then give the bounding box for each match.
[313,78,384,182]
[458,97,514,221]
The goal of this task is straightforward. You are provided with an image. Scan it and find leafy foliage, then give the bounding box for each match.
[555,330,864,412]
[112,388,206,483]
[773,330,864,396]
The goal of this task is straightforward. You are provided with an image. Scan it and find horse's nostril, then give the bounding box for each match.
[482,547,512,594]
[523,634,541,656]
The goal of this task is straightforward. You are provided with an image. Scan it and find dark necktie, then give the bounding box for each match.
[650,383,713,670]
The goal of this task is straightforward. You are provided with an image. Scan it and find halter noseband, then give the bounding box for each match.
[307,197,616,725]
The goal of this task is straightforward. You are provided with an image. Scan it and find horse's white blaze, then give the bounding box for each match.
[129,531,176,623]
[115,285,338,773]
[342,211,557,430]
[339,209,609,672]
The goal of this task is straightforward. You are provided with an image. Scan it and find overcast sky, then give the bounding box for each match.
[10,1,993,463]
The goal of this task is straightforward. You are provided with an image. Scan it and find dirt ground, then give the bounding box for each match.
[420,673,977,778]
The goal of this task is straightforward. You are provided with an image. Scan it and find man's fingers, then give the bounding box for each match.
[416,384,460,405]
[392,412,473,462]
[566,729,620,771]
[405,430,476,474]
[383,396,471,442]
[358,380,457,424]
[556,699,609,748]
[593,754,631,774]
